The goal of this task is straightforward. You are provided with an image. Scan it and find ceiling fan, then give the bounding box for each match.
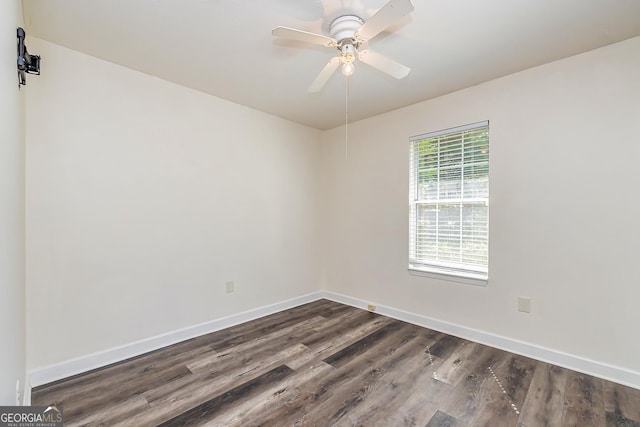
[272,0,414,92]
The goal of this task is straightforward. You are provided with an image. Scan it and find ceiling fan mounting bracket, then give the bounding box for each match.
[329,15,364,47]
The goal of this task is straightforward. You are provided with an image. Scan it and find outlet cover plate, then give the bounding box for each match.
[518,297,531,313]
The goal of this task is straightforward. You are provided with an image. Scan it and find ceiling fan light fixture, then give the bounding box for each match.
[342,61,355,77]
[339,42,356,76]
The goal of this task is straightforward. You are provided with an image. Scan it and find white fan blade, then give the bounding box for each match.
[308,57,340,92]
[358,49,410,79]
[272,27,337,47]
[356,0,414,41]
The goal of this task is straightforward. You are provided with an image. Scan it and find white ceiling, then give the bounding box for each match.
[22,0,640,130]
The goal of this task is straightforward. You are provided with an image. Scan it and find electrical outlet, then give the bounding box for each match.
[16,380,21,405]
[225,280,234,293]
[367,304,376,312]
[517,297,531,313]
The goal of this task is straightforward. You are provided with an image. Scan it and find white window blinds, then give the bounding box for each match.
[409,121,489,280]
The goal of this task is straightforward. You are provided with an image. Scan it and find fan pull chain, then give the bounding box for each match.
[345,77,349,160]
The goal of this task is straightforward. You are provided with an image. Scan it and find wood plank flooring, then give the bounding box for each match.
[32,300,640,426]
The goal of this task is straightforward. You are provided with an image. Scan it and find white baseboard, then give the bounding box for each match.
[22,384,31,406]
[28,291,324,389]
[27,289,640,400]
[322,291,640,390]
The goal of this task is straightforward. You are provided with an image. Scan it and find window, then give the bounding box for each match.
[409,121,489,283]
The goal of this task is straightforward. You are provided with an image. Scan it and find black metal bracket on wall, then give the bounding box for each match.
[17,27,40,86]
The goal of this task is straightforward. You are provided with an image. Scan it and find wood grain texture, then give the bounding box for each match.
[603,379,640,426]
[426,410,459,427]
[158,365,295,427]
[32,300,640,426]
[561,370,606,427]
[517,362,568,427]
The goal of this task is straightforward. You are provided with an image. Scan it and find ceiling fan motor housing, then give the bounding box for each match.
[330,15,364,46]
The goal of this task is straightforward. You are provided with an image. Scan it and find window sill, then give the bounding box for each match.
[408,266,488,287]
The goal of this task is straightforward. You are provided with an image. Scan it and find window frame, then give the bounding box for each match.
[408,121,489,286]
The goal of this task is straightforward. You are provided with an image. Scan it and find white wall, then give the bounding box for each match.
[320,36,640,375]
[25,39,322,370]
[0,0,26,404]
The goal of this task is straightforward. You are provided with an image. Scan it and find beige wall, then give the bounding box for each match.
[25,39,322,369]
[0,0,26,404]
[320,36,640,374]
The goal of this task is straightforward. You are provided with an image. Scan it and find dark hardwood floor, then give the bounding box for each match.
[32,300,640,426]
